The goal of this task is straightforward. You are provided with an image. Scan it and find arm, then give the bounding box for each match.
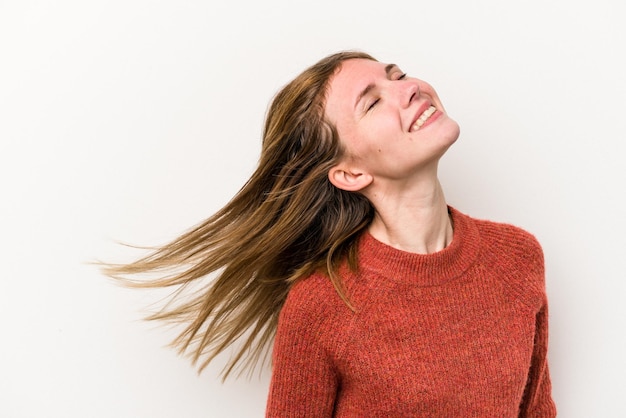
[266,286,338,417]
[483,223,557,416]
[518,301,557,417]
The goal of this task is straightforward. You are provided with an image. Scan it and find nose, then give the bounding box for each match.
[398,81,420,108]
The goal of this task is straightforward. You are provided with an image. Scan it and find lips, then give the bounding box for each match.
[410,104,437,132]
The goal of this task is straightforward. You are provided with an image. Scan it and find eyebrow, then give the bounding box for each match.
[354,63,400,110]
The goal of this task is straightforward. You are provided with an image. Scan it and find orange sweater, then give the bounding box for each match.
[266,207,556,417]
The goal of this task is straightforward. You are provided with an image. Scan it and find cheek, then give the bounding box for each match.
[362,118,399,148]
[337,114,399,159]
[349,133,394,164]
[340,136,368,161]
[336,122,369,158]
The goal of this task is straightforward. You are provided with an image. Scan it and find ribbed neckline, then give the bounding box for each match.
[357,206,481,287]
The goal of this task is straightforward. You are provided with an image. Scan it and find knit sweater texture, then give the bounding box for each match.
[266,207,556,417]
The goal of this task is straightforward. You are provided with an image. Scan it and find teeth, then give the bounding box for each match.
[411,105,437,131]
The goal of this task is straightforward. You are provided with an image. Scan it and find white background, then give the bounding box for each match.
[1,0,624,417]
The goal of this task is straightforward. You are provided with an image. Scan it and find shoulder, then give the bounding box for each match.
[469,214,546,309]
[284,272,345,310]
[474,217,544,262]
[273,272,353,361]
[278,272,352,332]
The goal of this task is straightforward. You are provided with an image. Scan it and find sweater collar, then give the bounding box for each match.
[356,206,481,286]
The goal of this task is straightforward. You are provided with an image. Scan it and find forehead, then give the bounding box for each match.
[325,59,386,121]
[328,59,385,97]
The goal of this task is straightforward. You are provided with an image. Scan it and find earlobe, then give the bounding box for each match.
[328,165,373,192]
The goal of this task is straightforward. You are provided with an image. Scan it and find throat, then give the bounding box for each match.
[369,207,454,255]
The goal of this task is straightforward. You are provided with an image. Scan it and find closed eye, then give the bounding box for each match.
[366,72,405,112]
[367,98,380,111]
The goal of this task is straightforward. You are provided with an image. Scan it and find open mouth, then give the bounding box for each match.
[411,105,437,132]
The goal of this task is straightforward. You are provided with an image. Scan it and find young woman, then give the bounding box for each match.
[105,51,556,416]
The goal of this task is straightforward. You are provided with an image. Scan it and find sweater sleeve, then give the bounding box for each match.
[513,232,556,416]
[518,300,557,417]
[480,221,557,416]
[265,279,339,417]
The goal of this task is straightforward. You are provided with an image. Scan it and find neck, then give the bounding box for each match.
[365,178,452,254]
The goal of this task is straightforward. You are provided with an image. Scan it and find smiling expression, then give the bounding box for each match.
[324,59,460,185]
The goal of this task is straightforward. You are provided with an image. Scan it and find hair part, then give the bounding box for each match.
[103,51,376,379]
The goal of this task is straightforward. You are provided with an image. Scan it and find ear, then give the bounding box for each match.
[328,164,373,192]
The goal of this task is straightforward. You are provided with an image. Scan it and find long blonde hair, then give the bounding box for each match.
[103,51,376,379]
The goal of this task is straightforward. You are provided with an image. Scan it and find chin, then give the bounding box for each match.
[440,117,461,147]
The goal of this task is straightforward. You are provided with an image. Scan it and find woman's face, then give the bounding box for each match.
[325,59,460,188]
